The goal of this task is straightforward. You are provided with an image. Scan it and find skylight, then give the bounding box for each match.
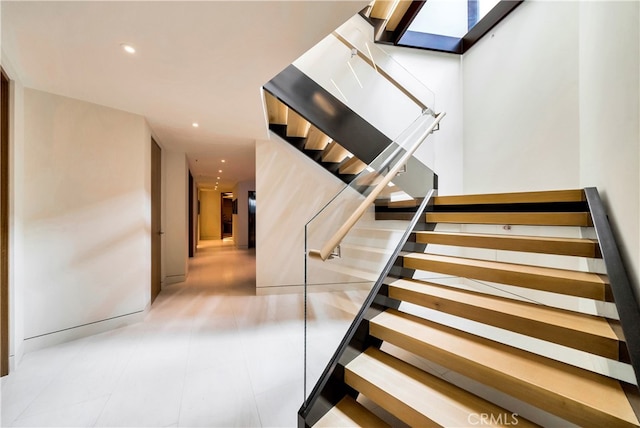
[396,0,522,54]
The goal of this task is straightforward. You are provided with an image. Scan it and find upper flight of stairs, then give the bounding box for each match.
[264,91,368,184]
[301,188,640,428]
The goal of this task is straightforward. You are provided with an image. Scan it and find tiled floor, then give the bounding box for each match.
[1,239,366,427]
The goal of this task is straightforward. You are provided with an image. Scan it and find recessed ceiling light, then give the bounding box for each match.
[218,170,222,173]
[192,122,199,128]
[221,159,226,163]
[121,44,136,54]
[217,177,220,179]
[216,182,219,185]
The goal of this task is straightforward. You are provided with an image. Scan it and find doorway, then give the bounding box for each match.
[221,193,233,239]
[1,69,9,376]
[150,139,161,304]
[248,191,256,249]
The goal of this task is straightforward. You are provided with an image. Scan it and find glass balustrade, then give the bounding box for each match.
[288,14,443,403]
[302,109,441,400]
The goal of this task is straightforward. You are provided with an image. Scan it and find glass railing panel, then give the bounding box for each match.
[303,110,440,400]
[292,15,436,146]
[334,24,436,111]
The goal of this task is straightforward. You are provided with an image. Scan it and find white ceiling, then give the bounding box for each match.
[1,0,368,190]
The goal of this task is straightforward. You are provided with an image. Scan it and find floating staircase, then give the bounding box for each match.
[264,91,368,184]
[300,188,640,427]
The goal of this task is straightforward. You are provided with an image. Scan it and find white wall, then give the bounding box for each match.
[380,45,464,195]
[164,150,189,285]
[462,1,581,194]
[461,0,640,292]
[232,179,255,250]
[21,89,151,349]
[578,1,640,287]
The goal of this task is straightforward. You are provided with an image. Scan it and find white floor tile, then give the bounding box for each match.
[2,239,354,428]
[10,395,109,427]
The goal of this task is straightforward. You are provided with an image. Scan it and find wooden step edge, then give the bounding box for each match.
[339,157,366,175]
[386,0,413,31]
[370,309,640,428]
[322,141,349,163]
[375,211,415,221]
[433,189,586,206]
[286,109,310,138]
[402,253,612,301]
[313,395,390,428]
[388,198,422,208]
[304,126,331,151]
[415,231,600,258]
[425,212,593,227]
[387,278,623,360]
[264,91,288,125]
[345,347,537,428]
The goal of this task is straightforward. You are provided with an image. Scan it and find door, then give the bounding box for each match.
[221,196,233,238]
[248,191,256,249]
[150,139,161,304]
[1,70,9,376]
[188,172,194,257]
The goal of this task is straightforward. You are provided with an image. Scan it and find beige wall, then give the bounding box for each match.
[199,189,220,240]
[256,137,346,288]
[163,150,189,284]
[3,51,27,367]
[21,88,151,349]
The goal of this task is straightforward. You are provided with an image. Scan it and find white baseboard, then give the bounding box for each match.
[256,282,372,295]
[164,274,186,286]
[22,308,148,354]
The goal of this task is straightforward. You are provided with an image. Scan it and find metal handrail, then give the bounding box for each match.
[308,111,445,261]
[584,187,640,388]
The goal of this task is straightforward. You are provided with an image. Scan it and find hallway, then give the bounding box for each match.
[1,240,364,427]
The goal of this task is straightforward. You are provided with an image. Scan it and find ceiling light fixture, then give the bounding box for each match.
[221,159,226,163]
[192,122,199,128]
[121,44,136,54]
[218,170,222,173]
[217,177,220,179]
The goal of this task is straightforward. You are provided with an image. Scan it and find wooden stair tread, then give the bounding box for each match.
[425,211,593,226]
[305,126,331,150]
[313,395,389,428]
[434,189,586,205]
[264,91,287,125]
[322,141,350,163]
[415,230,599,257]
[286,109,310,138]
[345,347,537,427]
[340,243,394,256]
[375,198,422,208]
[402,253,611,301]
[387,278,623,359]
[339,157,367,175]
[356,171,382,186]
[370,309,640,427]
[376,211,414,221]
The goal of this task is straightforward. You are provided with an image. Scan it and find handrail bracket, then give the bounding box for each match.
[328,245,342,260]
